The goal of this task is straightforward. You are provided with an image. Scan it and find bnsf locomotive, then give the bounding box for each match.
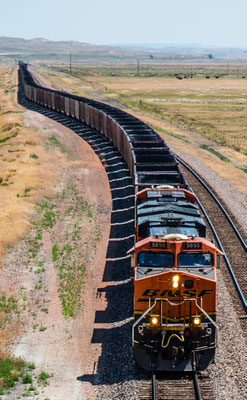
[129,187,222,371]
[19,62,222,372]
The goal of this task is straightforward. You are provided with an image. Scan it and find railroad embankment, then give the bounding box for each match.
[0,66,111,399]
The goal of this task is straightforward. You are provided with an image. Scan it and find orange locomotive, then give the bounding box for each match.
[129,187,223,371]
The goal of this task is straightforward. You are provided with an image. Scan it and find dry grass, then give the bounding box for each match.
[94,76,247,154]
[31,65,91,97]
[0,66,72,260]
[29,64,247,194]
[37,65,247,155]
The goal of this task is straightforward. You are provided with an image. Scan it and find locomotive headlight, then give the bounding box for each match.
[172,275,179,288]
[193,317,201,326]
[150,317,159,326]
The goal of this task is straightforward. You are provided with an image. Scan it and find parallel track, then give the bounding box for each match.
[177,157,246,252]
[177,158,247,331]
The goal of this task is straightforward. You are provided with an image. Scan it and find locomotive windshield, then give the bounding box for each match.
[138,252,174,267]
[178,252,213,267]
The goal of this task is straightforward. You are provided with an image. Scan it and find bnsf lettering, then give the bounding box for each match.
[183,290,197,298]
[168,290,180,297]
[198,290,213,297]
[142,289,160,296]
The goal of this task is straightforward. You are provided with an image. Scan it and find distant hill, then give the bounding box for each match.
[1,36,247,63]
[0,36,146,63]
[0,36,122,54]
[118,43,247,60]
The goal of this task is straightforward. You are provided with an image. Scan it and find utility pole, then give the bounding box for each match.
[227,48,230,77]
[69,52,72,75]
[137,60,140,76]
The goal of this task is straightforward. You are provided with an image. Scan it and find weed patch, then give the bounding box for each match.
[0,345,52,396]
[49,186,100,317]
[26,230,42,259]
[0,294,19,328]
[22,374,33,384]
[42,210,57,228]
[0,357,25,390]
[35,198,59,229]
[39,326,47,332]
[52,243,59,261]
[0,356,42,395]
[82,201,94,219]
[17,188,32,198]
[58,263,86,317]
[21,184,101,319]
[27,363,35,370]
[45,135,68,153]
[200,145,231,162]
[236,166,247,173]
[29,153,39,159]
[38,371,53,386]
[0,130,19,144]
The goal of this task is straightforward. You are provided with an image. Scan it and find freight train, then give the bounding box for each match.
[19,62,222,372]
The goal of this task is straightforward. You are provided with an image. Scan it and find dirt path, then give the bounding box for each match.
[1,110,112,399]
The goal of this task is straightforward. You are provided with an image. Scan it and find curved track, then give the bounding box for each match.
[18,65,246,399]
[177,157,247,252]
[177,158,247,330]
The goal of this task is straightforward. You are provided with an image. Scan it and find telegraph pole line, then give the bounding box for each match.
[227,48,230,77]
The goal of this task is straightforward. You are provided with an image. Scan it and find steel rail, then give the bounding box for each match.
[177,156,247,312]
[193,372,203,400]
[176,155,247,252]
[151,372,156,400]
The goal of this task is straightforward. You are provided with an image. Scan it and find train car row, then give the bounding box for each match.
[19,62,222,372]
[19,62,185,189]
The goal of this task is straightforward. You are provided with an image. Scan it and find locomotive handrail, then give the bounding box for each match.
[132,297,218,345]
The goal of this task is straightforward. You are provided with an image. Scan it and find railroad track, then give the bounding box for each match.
[138,371,215,400]
[177,157,247,332]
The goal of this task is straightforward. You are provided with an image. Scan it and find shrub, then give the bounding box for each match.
[22,374,33,384]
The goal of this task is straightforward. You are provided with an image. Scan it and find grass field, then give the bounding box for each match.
[118,83,247,154]
[47,64,247,156]
[50,63,247,79]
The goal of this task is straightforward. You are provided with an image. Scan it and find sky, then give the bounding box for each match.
[1,0,247,48]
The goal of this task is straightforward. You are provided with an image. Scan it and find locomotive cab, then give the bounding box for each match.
[129,235,223,371]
